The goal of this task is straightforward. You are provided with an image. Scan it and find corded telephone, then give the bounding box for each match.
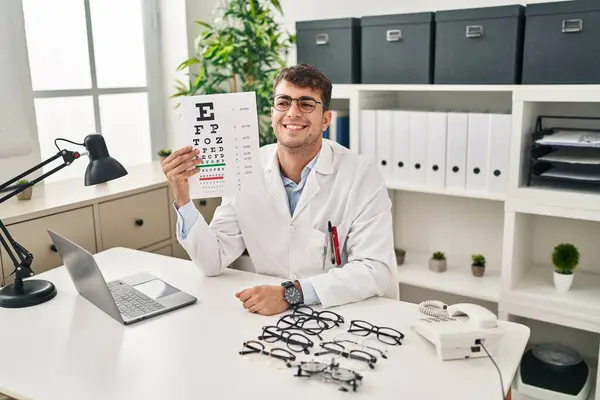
[412,300,505,361]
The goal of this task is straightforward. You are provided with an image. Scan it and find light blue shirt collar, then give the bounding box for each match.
[281,151,320,215]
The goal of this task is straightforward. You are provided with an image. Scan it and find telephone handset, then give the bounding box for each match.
[412,300,504,361]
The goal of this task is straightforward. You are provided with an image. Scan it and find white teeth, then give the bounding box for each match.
[285,125,305,129]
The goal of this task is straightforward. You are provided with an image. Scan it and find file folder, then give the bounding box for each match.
[376,110,393,182]
[360,110,377,162]
[488,114,511,193]
[392,111,410,183]
[409,111,428,186]
[426,112,447,189]
[466,113,490,192]
[445,113,469,191]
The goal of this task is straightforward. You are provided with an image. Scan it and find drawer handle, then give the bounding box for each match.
[199,200,207,206]
[562,19,583,33]
[135,218,144,227]
[386,29,402,42]
[466,25,483,38]
[316,33,329,45]
[50,244,58,253]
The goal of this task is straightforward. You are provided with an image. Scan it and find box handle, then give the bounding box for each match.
[386,29,402,42]
[562,19,583,33]
[465,25,483,38]
[316,33,329,45]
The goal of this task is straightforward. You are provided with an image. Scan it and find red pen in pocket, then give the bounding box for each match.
[332,226,341,266]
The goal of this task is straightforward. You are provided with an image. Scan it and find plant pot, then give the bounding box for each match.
[395,249,406,265]
[471,264,485,277]
[553,270,573,292]
[429,259,447,273]
[16,187,32,201]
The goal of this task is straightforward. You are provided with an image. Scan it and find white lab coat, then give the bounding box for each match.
[178,139,399,308]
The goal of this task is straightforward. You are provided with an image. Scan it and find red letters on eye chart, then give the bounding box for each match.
[179,92,261,199]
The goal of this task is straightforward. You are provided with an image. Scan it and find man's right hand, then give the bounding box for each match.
[161,146,201,208]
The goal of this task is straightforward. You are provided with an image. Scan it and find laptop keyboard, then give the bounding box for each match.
[108,281,165,319]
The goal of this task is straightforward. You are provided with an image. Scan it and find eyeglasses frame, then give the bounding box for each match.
[271,94,328,113]
[348,319,405,346]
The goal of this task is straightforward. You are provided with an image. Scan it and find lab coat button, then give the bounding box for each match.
[288,226,295,232]
[290,274,298,280]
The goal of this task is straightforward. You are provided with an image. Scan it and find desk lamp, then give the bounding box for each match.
[0,134,127,308]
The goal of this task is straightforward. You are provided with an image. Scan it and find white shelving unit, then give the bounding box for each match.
[331,83,600,399]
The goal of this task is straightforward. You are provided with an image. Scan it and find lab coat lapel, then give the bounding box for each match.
[264,150,292,221]
[291,141,334,221]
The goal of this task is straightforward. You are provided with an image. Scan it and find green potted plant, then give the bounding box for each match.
[471,254,485,277]
[429,251,446,273]
[173,0,295,147]
[16,179,32,201]
[552,243,579,292]
[157,149,172,161]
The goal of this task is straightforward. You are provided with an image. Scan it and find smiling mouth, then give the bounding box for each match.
[283,123,308,131]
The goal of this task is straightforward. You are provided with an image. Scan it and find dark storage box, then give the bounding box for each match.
[360,12,435,84]
[522,1,600,84]
[434,5,525,84]
[296,18,361,84]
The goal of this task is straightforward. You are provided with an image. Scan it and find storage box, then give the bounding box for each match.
[360,12,435,84]
[434,5,525,84]
[522,1,600,84]
[296,18,361,84]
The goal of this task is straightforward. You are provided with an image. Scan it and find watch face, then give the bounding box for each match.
[285,287,301,305]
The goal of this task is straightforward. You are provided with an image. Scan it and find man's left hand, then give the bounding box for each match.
[235,285,289,316]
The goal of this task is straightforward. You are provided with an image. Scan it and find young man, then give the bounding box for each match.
[162,63,398,315]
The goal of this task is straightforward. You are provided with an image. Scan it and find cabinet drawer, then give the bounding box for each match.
[1,207,96,285]
[151,244,172,257]
[99,188,171,250]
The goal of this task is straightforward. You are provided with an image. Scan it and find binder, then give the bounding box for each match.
[466,113,490,192]
[376,110,393,182]
[409,111,428,186]
[360,110,377,162]
[445,113,469,191]
[488,114,512,193]
[392,111,410,184]
[426,112,447,189]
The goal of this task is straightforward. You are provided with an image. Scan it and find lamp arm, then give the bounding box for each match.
[0,149,83,289]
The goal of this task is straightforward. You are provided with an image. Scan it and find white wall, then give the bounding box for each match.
[0,0,42,184]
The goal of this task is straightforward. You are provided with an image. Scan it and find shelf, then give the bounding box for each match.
[507,196,600,223]
[397,251,501,302]
[387,180,506,202]
[503,266,600,334]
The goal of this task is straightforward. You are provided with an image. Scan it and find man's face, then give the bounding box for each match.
[271,80,331,150]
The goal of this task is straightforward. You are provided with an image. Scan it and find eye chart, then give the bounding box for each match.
[178,91,262,199]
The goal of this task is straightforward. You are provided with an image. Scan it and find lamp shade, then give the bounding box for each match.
[83,134,128,186]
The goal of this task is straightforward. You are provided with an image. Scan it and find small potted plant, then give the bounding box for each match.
[16,179,32,201]
[157,148,172,161]
[429,251,447,273]
[471,254,485,277]
[395,248,406,265]
[552,243,579,292]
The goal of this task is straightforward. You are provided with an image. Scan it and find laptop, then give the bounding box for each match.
[47,230,197,325]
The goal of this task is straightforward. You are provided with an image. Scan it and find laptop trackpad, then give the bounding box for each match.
[132,279,179,300]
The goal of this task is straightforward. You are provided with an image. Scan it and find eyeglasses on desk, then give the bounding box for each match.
[239,340,296,369]
[348,320,405,346]
[314,341,377,370]
[291,305,345,329]
[258,325,314,354]
[293,358,363,393]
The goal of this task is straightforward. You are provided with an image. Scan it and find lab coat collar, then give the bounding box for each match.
[264,139,334,220]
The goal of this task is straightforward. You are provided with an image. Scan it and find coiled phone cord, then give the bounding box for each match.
[418,300,449,318]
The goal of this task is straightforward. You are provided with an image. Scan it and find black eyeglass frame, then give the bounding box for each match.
[314,341,377,370]
[348,320,405,346]
[276,314,327,340]
[258,325,314,354]
[271,94,328,113]
[292,305,345,329]
[239,340,296,367]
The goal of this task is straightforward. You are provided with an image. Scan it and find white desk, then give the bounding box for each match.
[0,247,530,400]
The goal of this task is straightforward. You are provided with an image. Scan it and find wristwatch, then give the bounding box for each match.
[282,281,302,307]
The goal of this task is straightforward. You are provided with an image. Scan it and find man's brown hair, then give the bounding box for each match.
[273,63,332,110]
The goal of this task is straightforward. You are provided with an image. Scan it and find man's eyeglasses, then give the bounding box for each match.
[272,95,327,113]
[314,341,377,370]
[292,305,344,329]
[348,320,405,346]
[276,314,328,340]
[293,358,363,392]
[239,340,295,369]
[258,325,314,354]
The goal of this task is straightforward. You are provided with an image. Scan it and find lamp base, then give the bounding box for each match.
[0,279,57,308]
